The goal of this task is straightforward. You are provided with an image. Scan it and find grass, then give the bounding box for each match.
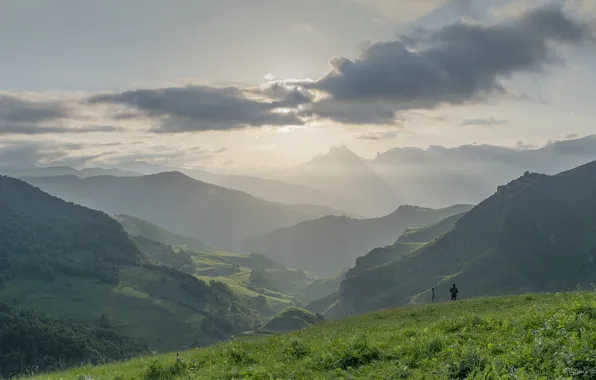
[25,291,596,379]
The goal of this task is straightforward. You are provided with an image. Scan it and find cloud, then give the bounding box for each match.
[0,95,68,123]
[351,0,448,22]
[0,94,121,135]
[356,130,401,140]
[0,141,86,170]
[302,4,593,124]
[302,99,398,125]
[0,124,121,135]
[458,117,509,126]
[87,85,305,133]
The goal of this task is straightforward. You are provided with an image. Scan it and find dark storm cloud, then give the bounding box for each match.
[87,85,304,132]
[303,4,593,124]
[458,117,508,126]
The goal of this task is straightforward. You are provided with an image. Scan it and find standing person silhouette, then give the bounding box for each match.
[431,287,437,302]
[449,284,459,301]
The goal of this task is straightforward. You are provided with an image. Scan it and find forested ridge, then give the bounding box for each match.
[0,176,143,286]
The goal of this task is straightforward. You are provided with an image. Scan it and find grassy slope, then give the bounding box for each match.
[28,292,596,379]
[396,211,467,243]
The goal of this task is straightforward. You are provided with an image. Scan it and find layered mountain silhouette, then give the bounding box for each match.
[246,204,472,276]
[1,165,142,178]
[370,135,596,208]
[182,169,358,217]
[13,135,596,220]
[23,172,336,251]
[339,160,596,315]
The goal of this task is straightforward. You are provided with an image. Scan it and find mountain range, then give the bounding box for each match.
[246,204,473,276]
[8,135,596,219]
[22,171,338,251]
[369,135,596,208]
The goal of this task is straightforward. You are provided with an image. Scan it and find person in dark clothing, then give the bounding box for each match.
[449,284,458,301]
[431,287,437,302]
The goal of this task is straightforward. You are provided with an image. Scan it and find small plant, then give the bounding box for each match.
[450,351,486,379]
[285,339,311,359]
[323,335,381,370]
[142,359,189,380]
[227,346,256,365]
[573,304,596,320]
[423,337,443,357]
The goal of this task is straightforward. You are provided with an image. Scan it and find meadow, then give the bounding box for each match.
[26,291,596,379]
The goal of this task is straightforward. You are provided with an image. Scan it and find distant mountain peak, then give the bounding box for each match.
[308,144,365,167]
[327,144,357,157]
[149,170,190,179]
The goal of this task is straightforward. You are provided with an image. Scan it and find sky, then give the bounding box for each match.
[1,0,596,171]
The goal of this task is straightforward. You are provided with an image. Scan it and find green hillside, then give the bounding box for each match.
[27,292,596,379]
[261,306,325,332]
[340,163,596,315]
[345,242,425,279]
[397,211,467,244]
[302,212,466,319]
[301,271,346,301]
[246,204,473,276]
[344,210,466,280]
[123,223,314,312]
[0,176,261,359]
[115,214,208,251]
